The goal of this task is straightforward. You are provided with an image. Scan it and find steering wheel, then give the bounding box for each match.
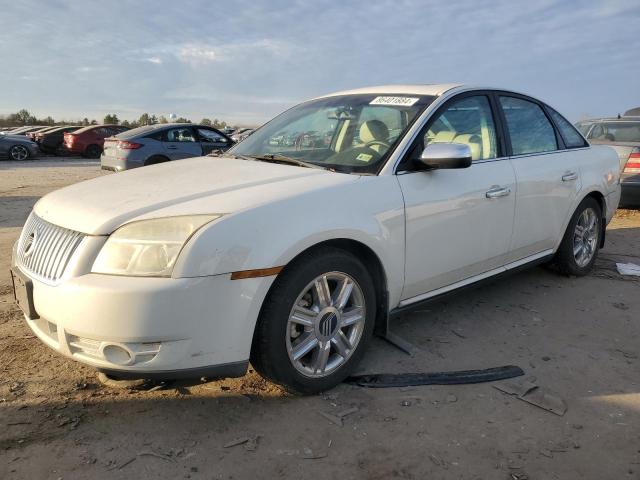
[363,140,389,150]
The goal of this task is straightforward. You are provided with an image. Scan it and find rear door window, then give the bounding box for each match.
[499,96,557,155]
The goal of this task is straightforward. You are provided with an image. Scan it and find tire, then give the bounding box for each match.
[9,144,30,161]
[251,247,376,394]
[84,144,102,158]
[553,197,602,276]
[144,155,169,166]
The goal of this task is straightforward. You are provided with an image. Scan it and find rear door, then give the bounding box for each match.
[397,93,516,300]
[498,94,582,261]
[162,127,203,159]
[196,127,232,154]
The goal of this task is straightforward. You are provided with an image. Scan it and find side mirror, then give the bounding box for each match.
[419,143,472,169]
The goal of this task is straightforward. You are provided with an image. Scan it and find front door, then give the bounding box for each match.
[397,94,516,301]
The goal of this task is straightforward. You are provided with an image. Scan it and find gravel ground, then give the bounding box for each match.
[1,158,639,479]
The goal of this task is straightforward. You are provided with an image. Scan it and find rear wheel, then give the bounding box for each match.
[553,197,602,276]
[84,144,102,158]
[251,247,375,394]
[9,145,29,161]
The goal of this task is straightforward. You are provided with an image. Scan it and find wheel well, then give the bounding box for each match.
[283,238,390,335]
[144,155,170,166]
[583,191,606,248]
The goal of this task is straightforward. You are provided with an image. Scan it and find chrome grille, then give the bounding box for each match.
[16,213,85,283]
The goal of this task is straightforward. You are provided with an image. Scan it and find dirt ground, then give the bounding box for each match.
[1,158,639,480]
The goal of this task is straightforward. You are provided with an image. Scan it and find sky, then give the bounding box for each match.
[0,0,638,126]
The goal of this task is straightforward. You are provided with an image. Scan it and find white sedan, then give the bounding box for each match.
[11,84,621,394]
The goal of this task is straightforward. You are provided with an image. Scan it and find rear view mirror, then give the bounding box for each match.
[419,143,472,169]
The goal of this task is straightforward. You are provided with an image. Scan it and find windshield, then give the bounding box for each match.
[230,94,435,173]
[586,121,640,143]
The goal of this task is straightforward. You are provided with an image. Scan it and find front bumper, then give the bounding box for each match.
[11,250,274,379]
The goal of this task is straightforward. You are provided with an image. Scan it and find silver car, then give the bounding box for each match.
[0,133,40,160]
[101,123,234,171]
[576,117,640,207]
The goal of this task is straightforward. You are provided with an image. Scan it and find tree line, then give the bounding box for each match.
[1,109,230,129]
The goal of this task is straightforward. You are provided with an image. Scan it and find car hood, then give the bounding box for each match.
[34,155,358,235]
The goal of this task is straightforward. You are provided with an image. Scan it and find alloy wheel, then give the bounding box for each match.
[286,271,366,378]
[10,145,29,161]
[573,207,598,267]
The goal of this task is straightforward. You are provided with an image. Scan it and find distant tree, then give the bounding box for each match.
[138,113,151,126]
[90,119,98,125]
[174,117,191,123]
[121,120,131,128]
[82,117,90,126]
[150,114,158,125]
[158,115,168,124]
[43,116,55,125]
[103,114,119,125]
[15,109,36,125]
[200,118,212,126]
[212,118,227,129]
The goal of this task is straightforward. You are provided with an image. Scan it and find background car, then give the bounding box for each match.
[576,116,640,207]
[231,127,255,142]
[63,124,129,158]
[100,123,234,171]
[37,125,82,155]
[26,126,58,141]
[1,126,46,136]
[0,133,40,160]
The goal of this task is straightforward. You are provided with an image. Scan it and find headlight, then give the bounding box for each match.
[92,215,220,277]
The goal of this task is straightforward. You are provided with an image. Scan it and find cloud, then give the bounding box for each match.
[177,44,217,65]
[145,57,162,65]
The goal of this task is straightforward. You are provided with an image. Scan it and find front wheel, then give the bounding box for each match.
[9,145,30,161]
[553,197,602,276]
[251,247,376,394]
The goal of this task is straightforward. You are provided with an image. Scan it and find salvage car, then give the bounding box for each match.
[11,85,621,394]
[0,132,40,160]
[64,124,130,158]
[575,117,640,207]
[101,123,233,171]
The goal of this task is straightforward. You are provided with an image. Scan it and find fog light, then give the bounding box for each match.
[102,344,133,366]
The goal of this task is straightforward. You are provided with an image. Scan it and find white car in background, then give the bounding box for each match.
[11,84,620,394]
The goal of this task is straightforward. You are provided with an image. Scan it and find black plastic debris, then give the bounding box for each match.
[346,365,524,388]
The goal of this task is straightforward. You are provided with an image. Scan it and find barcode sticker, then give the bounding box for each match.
[370,96,419,107]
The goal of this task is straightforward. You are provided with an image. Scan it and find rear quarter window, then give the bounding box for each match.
[548,108,587,148]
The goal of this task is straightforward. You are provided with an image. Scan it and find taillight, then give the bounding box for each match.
[117,140,142,150]
[624,151,640,173]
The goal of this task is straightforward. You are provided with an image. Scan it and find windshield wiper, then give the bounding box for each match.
[246,154,325,170]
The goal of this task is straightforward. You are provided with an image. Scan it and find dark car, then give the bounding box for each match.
[1,126,46,136]
[576,117,640,207]
[26,126,58,141]
[37,126,82,155]
[100,123,234,171]
[0,133,40,160]
[63,124,130,158]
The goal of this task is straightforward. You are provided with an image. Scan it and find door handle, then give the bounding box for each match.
[562,171,578,181]
[167,146,177,150]
[485,186,511,199]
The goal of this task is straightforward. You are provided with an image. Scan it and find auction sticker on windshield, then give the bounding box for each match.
[370,96,419,106]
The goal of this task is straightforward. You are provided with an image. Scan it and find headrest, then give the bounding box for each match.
[359,120,389,144]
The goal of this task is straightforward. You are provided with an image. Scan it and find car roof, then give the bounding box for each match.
[317,83,463,99]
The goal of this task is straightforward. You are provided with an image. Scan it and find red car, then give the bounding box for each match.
[63,125,129,158]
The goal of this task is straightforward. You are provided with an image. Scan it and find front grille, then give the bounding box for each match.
[16,213,85,283]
